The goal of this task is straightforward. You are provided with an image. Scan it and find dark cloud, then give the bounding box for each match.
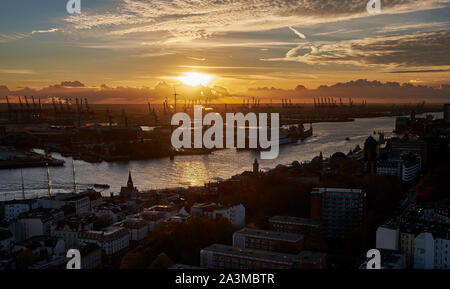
[246,79,450,102]
[389,69,450,73]
[1,79,448,104]
[0,81,229,104]
[60,81,85,87]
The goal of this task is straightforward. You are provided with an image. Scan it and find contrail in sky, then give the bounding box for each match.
[289,27,306,39]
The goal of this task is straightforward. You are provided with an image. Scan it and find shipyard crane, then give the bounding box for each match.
[31,96,37,112]
[122,109,128,127]
[5,96,11,110]
[84,98,90,113]
[24,96,31,112]
[52,97,59,116]
[173,89,179,113]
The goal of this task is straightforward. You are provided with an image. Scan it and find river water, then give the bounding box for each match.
[0,113,442,200]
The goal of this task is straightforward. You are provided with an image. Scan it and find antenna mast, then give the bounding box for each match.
[72,158,77,194]
[173,89,179,113]
[46,161,52,197]
[21,169,25,200]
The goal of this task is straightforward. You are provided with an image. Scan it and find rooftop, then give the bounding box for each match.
[234,228,303,242]
[78,226,129,242]
[17,235,60,249]
[381,218,450,239]
[268,216,321,227]
[77,243,101,256]
[0,229,13,241]
[0,199,36,205]
[18,208,58,222]
[202,244,324,265]
[169,264,203,269]
[311,188,363,194]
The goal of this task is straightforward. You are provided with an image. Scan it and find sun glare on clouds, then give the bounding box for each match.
[177,72,213,87]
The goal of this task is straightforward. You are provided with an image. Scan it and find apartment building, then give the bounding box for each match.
[191,203,245,228]
[233,228,304,253]
[376,219,450,269]
[0,200,39,221]
[268,216,322,242]
[311,188,366,239]
[200,244,326,269]
[78,226,129,256]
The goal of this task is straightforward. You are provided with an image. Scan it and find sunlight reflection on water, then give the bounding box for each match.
[0,113,442,199]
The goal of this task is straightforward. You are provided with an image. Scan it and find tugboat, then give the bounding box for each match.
[299,123,313,141]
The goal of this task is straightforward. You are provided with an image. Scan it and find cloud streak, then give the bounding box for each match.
[31,28,59,34]
[0,69,36,75]
[263,29,450,69]
[289,27,306,39]
[65,0,448,42]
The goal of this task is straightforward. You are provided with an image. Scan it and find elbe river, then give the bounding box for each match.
[0,113,442,200]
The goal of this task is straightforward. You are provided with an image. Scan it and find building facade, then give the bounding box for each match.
[200,244,326,269]
[376,220,450,269]
[311,188,365,239]
[78,226,129,256]
[268,216,322,243]
[51,218,94,248]
[0,229,14,257]
[1,200,39,221]
[233,228,304,253]
[191,203,246,228]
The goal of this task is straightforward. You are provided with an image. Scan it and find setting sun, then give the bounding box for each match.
[177,72,213,87]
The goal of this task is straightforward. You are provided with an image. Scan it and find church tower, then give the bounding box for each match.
[127,171,134,188]
[253,158,259,174]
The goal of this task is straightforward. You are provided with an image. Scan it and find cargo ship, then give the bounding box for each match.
[236,123,313,151]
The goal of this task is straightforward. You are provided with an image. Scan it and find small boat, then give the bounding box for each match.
[94,184,110,189]
[345,137,351,141]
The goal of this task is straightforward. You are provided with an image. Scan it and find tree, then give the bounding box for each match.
[148,253,174,269]
[417,164,450,202]
[16,249,38,269]
[121,217,236,268]
[120,247,158,269]
[94,216,112,230]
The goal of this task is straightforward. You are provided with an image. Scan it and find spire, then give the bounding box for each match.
[127,171,134,188]
[253,158,259,174]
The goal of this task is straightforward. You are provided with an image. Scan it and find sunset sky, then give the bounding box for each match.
[0,0,449,103]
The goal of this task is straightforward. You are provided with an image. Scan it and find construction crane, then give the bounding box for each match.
[5,96,11,110]
[52,97,58,114]
[31,96,37,112]
[24,96,30,111]
[84,98,90,113]
[66,98,71,112]
[173,89,179,113]
[122,109,128,127]
[106,108,112,127]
